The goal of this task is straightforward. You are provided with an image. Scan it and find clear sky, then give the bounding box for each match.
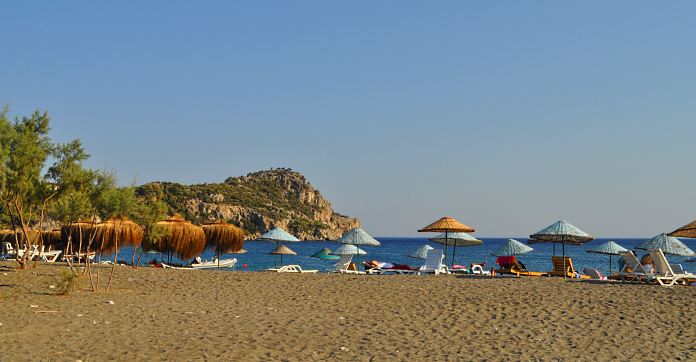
[2,1,696,237]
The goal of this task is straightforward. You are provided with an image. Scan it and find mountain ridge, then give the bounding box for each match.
[135,168,360,240]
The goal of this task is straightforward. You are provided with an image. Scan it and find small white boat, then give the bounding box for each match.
[160,257,237,270]
[191,257,237,269]
[62,251,96,262]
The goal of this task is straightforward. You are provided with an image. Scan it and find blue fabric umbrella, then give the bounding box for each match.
[311,248,340,260]
[336,227,379,269]
[258,228,300,243]
[429,232,482,247]
[492,239,533,257]
[257,227,300,267]
[336,228,380,246]
[530,220,594,279]
[636,233,695,256]
[331,244,367,256]
[429,232,482,267]
[586,240,628,274]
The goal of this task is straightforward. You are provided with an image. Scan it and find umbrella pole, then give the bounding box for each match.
[445,230,449,267]
[562,239,566,280]
[355,242,359,273]
[609,254,612,275]
[217,249,220,270]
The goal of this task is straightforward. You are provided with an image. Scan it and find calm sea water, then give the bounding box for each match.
[109,237,696,275]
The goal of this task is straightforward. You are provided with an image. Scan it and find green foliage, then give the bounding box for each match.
[52,191,93,224]
[56,268,78,295]
[97,183,139,220]
[0,107,14,198]
[3,110,52,203]
[46,140,94,194]
[239,221,259,235]
[288,218,328,235]
[135,169,328,235]
[132,197,170,246]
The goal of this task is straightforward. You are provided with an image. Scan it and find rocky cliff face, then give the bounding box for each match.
[136,168,360,240]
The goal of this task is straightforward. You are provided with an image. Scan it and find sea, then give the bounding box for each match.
[110,237,696,275]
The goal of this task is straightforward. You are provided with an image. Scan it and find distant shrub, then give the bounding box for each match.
[56,269,77,295]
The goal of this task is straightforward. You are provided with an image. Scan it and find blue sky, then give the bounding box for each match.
[2,1,696,237]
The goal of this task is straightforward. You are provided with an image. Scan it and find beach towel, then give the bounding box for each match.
[496,256,515,266]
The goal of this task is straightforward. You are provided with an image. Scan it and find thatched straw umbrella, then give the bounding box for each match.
[1,229,17,244]
[418,216,475,267]
[268,244,297,266]
[93,217,144,291]
[669,219,696,239]
[95,217,144,254]
[41,229,63,249]
[61,220,99,257]
[151,215,206,262]
[201,221,245,269]
[1,229,61,259]
[0,229,41,245]
[227,248,247,254]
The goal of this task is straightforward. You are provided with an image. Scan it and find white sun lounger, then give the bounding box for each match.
[418,249,449,275]
[582,267,607,281]
[649,249,696,286]
[617,250,654,283]
[470,263,491,276]
[671,264,687,274]
[332,255,364,274]
[268,265,318,273]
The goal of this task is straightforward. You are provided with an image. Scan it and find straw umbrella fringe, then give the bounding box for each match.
[202,221,245,269]
[94,217,145,292]
[669,219,696,239]
[61,220,100,257]
[0,229,41,245]
[268,245,297,265]
[150,215,206,261]
[41,230,62,248]
[95,217,144,254]
[202,221,244,253]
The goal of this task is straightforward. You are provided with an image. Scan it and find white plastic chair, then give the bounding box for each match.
[649,249,696,286]
[618,251,654,283]
[419,249,448,275]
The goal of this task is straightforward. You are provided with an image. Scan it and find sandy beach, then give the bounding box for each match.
[1,262,694,361]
